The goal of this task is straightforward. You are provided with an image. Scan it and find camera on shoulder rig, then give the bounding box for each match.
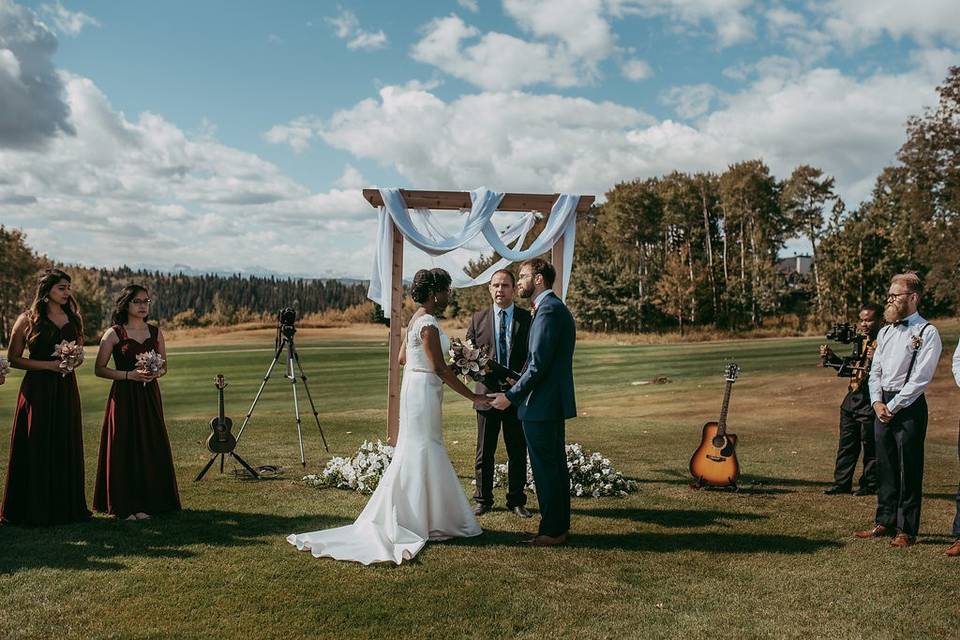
[821,322,867,378]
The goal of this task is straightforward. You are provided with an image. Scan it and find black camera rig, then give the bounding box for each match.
[821,322,870,379]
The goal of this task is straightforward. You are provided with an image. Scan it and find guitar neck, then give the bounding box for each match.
[218,389,225,426]
[717,381,733,436]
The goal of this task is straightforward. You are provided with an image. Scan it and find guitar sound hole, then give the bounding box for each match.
[712,436,726,449]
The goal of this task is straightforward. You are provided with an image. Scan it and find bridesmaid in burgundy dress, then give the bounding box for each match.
[93,285,180,520]
[2,269,91,526]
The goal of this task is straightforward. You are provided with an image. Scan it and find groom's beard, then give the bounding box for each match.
[883,303,904,323]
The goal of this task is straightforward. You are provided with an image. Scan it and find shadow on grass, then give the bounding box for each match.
[0,509,350,575]
[573,507,767,528]
[451,528,842,554]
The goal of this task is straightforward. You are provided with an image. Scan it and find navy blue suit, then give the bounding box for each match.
[505,291,576,536]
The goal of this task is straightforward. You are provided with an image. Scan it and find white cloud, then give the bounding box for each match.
[818,0,960,49]
[660,83,718,119]
[262,116,321,153]
[609,0,756,48]
[621,58,653,81]
[326,6,388,51]
[0,0,75,149]
[457,0,479,12]
[503,0,616,62]
[39,1,98,36]
[335,164,367,190]
[411,14,585,90]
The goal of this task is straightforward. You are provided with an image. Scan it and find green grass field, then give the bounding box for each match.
[1,325,958,640]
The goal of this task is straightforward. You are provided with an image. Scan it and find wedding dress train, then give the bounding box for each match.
[288,314,481,564]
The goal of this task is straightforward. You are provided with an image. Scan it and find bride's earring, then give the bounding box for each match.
[433,297,437,304]
[42,296,49,303]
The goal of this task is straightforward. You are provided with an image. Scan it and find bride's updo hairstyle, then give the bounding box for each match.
[411,268,453,304]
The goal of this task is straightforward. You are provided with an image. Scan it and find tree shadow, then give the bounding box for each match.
[0,509,350,575]
[573,507,767,528]
[452,528,842,555]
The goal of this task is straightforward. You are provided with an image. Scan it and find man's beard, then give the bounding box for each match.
[883,303,903,323]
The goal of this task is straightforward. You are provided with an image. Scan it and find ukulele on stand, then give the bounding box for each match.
[689,363,741,489]
[195,374,260,481]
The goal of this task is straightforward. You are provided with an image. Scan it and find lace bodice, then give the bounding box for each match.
[405,314,449,372]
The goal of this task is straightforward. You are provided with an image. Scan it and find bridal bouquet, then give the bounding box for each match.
[0,355,10,378]
[448,338,491,381]
[52,340,84,377]
[135,350,165,385]
[304,440,395,495]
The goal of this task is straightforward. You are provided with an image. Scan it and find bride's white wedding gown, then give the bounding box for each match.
[288,314,482,564]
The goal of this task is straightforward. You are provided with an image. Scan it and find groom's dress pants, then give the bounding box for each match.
[474,407,528,508]
[523,419,570,537]
[874,390,927,537]
[953,421,960,538]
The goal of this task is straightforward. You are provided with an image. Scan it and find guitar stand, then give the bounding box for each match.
[195,451,260,481]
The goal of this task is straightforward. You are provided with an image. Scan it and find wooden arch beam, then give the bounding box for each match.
[364,188,595,444]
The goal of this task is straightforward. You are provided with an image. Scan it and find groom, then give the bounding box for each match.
[489,258,576,547]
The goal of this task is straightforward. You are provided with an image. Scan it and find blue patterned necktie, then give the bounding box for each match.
[498,309,508,364]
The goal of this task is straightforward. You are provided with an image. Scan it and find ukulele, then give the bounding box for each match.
[689,363,741,488]
[206,374,237,454]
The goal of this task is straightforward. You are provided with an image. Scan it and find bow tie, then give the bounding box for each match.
[892,319,908,327]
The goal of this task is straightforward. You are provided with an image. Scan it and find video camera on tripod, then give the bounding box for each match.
[820,322,869,378]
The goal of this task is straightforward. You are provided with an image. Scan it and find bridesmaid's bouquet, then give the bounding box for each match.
[448,338,491,381]
[0,354,10,378]
[135,350,165,386]
[52,340,84,377]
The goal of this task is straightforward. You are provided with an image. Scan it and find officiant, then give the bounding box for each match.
[466,269,532,518]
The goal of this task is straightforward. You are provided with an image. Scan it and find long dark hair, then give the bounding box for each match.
[111,284,149,326]
[27,268,84,344]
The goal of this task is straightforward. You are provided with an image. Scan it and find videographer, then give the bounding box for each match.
[820,303,883,496]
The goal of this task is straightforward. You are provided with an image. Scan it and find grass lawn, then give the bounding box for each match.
[0,324,958,639]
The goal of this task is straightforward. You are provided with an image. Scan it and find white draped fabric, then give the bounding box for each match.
[368,188,580,318]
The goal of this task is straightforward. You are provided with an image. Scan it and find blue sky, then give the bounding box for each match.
[1,0,958,277]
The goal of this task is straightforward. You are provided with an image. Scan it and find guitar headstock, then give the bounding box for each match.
[214,374,227,390]
[723,362,740,383]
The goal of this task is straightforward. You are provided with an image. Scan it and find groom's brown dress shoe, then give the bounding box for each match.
[945,540,960,557]
[527,532,568,547]
[854,524,893,538]
[890,533,915,548]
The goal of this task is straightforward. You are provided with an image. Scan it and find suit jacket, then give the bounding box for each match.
[466,305,531,411]
[504,292,577,421]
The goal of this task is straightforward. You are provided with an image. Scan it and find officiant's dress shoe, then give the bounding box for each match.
[945,540,960,557]
[824,485,852,495]
[890,533,915,548]
[511,506,532,518]
[854,524,893,538]
[853,487,876,496]
[473,504,492,516]
[527,532,568,547]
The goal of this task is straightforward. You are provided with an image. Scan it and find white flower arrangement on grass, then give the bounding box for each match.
[491,443,637,497]
[0,355,11,378]
[303,440,395,495]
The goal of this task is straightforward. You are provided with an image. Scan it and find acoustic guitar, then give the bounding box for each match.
[206,374,237,454]
[689,363,741,488]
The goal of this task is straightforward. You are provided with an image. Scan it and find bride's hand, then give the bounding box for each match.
[472,393,491,409]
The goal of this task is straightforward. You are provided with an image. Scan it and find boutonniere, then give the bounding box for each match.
[911,334,923,350]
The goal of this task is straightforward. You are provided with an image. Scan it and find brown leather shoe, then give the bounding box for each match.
[945,540,960,557]
[527,532,569,547]
[854,524,892,538]
[890,533,915,548]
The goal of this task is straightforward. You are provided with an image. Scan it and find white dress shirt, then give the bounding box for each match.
[952,337,960,388]
[492,303,514,358]
[868,311,942,414]
[533,289,554,311]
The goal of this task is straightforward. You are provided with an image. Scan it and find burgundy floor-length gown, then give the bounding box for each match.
[1,320,91,526]
[93,324,180,518]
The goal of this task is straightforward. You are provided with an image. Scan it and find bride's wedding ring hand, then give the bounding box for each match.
[486,393,511,411]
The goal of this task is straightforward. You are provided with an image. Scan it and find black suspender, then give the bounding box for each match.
[902,323,930,386]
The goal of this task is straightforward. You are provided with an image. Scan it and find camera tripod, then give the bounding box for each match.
[234,322,329,466]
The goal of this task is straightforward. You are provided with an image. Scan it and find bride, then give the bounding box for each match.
[288,268,488,564]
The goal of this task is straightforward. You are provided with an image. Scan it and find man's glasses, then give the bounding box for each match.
[131,298,152,305]
[885,292,912,302]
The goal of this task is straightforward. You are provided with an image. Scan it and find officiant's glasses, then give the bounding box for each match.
[233,307,329,467]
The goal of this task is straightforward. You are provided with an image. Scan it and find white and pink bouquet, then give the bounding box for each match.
[0,355,11,378]
[135,350,165,386]
[52,340,84,377]
[448,338,491,381]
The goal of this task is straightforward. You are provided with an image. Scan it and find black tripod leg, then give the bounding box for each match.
[234,342,286,444]
[230,452,260,479]
[220,453,225,474]
[293,349,329,452]
[195,454,219,482]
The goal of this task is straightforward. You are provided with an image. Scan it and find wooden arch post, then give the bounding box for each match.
[363,189,595,445]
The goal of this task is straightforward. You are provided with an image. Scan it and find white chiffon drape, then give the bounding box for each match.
[287,314,481,564]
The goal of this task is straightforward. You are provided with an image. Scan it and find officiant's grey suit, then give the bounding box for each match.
[505,291,576,537]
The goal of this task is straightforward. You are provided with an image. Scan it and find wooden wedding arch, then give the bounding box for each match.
[362,189,595,444]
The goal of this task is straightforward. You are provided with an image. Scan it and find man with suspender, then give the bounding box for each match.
[854,272,942,548]
[947,338,960,557]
